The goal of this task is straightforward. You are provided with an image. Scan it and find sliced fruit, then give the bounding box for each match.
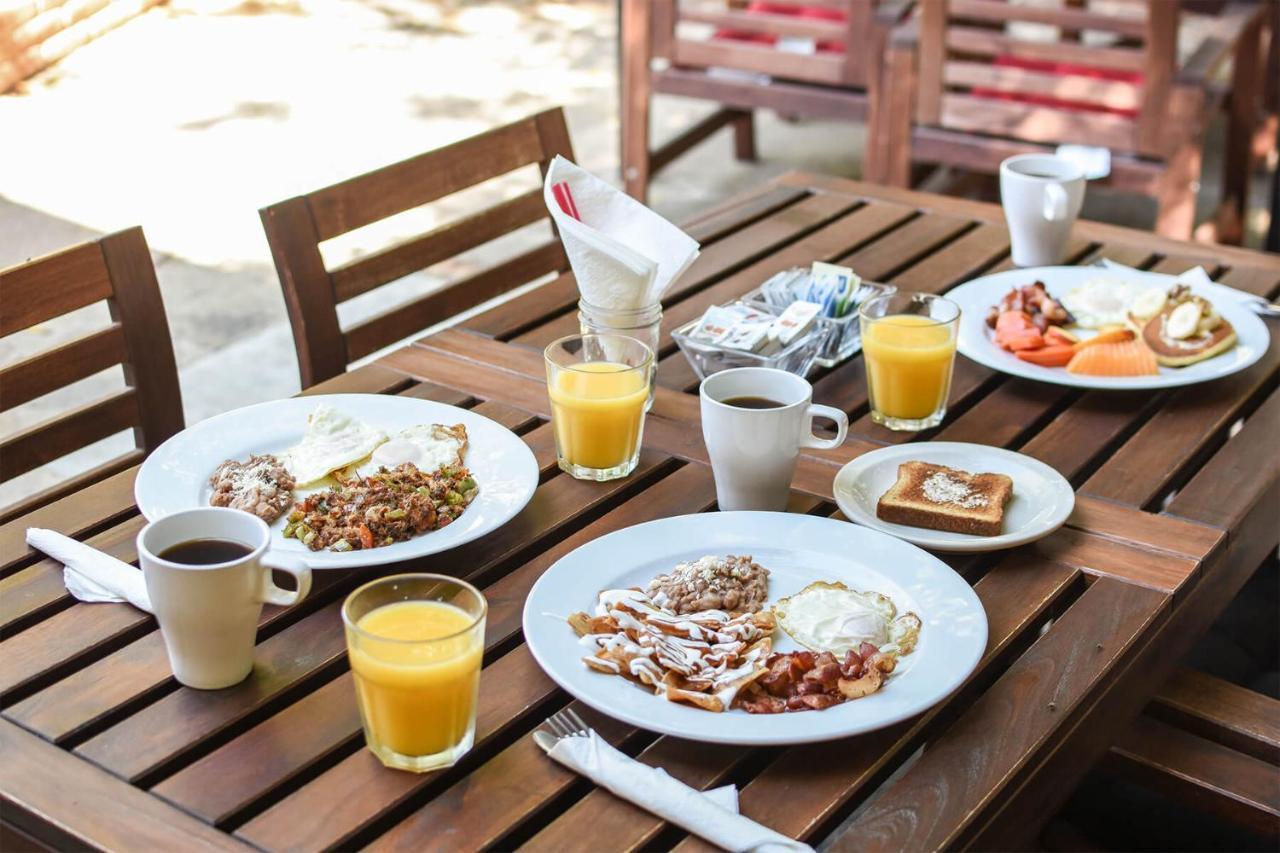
[1129,288,1167,323]
[1015,345,1076,367]
[1043,327,1078,347]
[1074,327,1135,351]
[1165,301,1201,339]
[1066,339,1158,376]
[994,310,1044,351]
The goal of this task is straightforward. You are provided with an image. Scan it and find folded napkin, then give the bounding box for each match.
[26,528,152,613]
[543,156,700,310]
[1099,260,1214,289]
[545,730,813,853]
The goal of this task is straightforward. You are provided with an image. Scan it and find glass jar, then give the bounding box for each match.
[577,299,662,355]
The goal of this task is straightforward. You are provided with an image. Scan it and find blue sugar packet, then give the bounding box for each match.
[809,261,860,318]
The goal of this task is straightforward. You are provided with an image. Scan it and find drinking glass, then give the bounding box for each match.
[342,574,486,772]
[544,333,654,481]
[859,292,961,431]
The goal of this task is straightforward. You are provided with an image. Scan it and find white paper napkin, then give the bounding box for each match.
[543,156,700,310]
[26,528,152,613]
[1099,259,1214,288]
[546,731,813,853]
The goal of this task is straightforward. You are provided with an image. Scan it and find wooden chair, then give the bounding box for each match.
[260,108,575,389]
[621,0,913,202]
[0,227,184,522]
[868,0,1270,240]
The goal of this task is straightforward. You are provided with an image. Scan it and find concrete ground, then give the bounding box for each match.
[0,0,1273,507]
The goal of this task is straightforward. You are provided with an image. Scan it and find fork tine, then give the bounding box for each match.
[565,707,590,735]
[547,714,570,738]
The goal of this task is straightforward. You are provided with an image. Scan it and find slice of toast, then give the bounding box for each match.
[876,462,1013,537]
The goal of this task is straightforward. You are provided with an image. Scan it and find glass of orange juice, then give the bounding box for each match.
[859,292,960,431]
[545,333,654,481]
[342,574,485,772]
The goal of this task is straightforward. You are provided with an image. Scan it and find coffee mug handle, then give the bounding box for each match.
[258,553,312,607]
[800,404,848,450]
[1043,183,1068,222]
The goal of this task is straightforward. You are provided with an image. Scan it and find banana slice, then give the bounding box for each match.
[1130,288,1167,322]
[1165,301,1201,340]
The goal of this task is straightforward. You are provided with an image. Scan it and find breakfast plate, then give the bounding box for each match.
[522,512,987,745]
[833,443,1074,553]
[135,394,539,568]
[946,266,1269,390]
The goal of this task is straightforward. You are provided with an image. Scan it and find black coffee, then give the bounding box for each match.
[721,395,786,410]
[159,538,252,565]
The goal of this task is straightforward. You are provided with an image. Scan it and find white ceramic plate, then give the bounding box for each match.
[833,442,1074,553]
[522,512,987,745]
[947,266,1269,390]
[134,394,539,568]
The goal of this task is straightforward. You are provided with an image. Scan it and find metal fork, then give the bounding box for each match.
[532,705,592,753]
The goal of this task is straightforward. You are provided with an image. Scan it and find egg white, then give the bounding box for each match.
[773,581,920,657]
[365,423,467,474]
[1060,278,1156,329]
[282,406,387,486]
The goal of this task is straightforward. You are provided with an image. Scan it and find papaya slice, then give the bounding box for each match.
[1015,344,1076,367]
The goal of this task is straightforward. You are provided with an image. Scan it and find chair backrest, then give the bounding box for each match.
[0,227,184,515]
[260,108,575,388]
[915,0,1181,158]
[654,0,880,88]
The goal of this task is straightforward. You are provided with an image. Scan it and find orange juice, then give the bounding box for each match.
[547,361,649,469]
[348,601,482,759]
[862,314,957,420]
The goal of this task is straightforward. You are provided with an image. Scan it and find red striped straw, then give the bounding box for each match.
[552,181,581,221]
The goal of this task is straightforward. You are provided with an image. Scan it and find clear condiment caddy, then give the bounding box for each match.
[671,301,833,380]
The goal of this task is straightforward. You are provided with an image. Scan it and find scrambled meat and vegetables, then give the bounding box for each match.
[283,463,478,552]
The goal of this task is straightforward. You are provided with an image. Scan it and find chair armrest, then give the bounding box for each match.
[1177,1,1265,86]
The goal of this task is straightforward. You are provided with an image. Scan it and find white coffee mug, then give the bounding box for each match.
[138,508,312,690]
[700,367,848,511]
[1000,154,1086,267]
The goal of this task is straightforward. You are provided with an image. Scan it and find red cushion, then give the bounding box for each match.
[969,55,1143,118]
[714,3,847,54]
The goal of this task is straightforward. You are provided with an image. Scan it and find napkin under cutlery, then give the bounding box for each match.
[1097,261,1280,317]
[538,728,813,853]
[26,528,152,612]
[543,155,700,311]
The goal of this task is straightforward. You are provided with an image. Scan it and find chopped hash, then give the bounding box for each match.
[283,463,478,552]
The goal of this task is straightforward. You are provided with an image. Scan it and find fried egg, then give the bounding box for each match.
[366,423,468,474]
[773,581,921,657]
[283,406,387,485]
[1060,278,1157,329]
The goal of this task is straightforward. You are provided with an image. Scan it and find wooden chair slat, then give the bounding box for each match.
[1148,668,1280,764]
[939,93,1137,150]
[329,187,548,303]
[0,718,251,852]
[306,115,547,241]
[343,240,565,362]
[653,66,871,121]
[0,324,126,412]
[946,25,1147,72]
[1105,715,1280,837]
[948,0,1148,37]
[672,37,848,86]
[0,241,111,337]
[677,8,846,41]
[829,578,1168,851]
[262,108,573,386]
[943,60,1144,112]
[0,389,138,481]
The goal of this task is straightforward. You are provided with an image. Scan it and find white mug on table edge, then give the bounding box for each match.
[137,507,312,690]
[1000,154,1086,267]
[700,367,848,511]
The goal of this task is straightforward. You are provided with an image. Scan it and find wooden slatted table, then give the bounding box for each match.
[2,173,1277,852]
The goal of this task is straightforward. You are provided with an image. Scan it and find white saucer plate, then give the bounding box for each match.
[522,512,988,745]
[946,266,1269,390]
[833,442,1075,553]
[134,394,539,568]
